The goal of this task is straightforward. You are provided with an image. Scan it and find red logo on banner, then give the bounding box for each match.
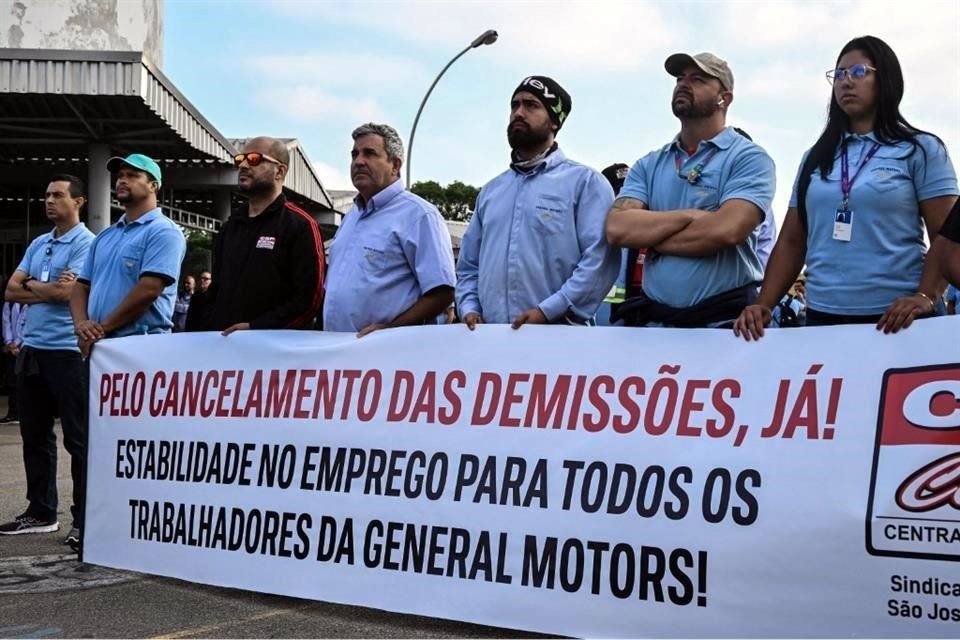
[877,367,960,446]
[895,452,960,512]
[866,364,960,562]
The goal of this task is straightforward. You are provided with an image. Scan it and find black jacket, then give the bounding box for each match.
[197,194,325,331]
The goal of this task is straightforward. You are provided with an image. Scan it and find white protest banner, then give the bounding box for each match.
[84,320,960,637]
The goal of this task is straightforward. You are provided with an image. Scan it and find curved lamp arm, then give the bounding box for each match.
[406,29,498,187]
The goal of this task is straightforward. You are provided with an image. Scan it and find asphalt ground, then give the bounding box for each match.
[0,398,551,639]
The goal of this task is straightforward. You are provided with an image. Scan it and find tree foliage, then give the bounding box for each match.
[181,230,213,281]
[411,180,480,222]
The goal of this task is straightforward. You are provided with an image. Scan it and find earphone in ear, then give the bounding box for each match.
[717,97,725,106]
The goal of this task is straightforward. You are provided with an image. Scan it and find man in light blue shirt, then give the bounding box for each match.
[944,284,958,314]
[323,123,455,335]
[606,53,776,327]
[1,298,26,423]
[0,174,93,547]
[72,154,185,355]
[457,76,619,328]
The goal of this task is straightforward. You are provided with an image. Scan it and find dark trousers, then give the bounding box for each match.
[805,309,883,326]
[2,350,17,418]
[16,347,88,527]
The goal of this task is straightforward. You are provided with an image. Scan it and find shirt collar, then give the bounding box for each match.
[48,222,88,244]
[355,178,404,216]
[670,126,738,153]
[117,207,163,227]
[842,130,879,144]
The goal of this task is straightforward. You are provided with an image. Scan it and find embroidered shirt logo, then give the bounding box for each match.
[256,236,276,250]
[872,166,903,181]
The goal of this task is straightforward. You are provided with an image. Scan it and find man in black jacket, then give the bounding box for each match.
[195,137,325,334]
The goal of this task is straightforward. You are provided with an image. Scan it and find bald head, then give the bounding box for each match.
[244,137,289,166]
[237,136,289,196]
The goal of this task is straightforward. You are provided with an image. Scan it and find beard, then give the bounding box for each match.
[116,190,144,205]
[238,172,274,195]
[507,120,552,152]
[671,93,719,119]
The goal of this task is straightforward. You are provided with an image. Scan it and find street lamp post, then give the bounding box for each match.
[406,29,498,187]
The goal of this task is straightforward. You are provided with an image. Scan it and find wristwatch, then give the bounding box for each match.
[21,276,33,291]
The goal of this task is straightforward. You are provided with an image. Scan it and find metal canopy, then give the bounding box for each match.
[0,49,235,161]
[0,49,336,244]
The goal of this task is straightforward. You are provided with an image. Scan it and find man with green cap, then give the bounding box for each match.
[71,153,186,356]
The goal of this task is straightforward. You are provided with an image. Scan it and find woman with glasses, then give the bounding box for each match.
[734,35,958,340]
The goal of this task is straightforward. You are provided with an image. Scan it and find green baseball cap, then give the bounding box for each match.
[106,153,162,186]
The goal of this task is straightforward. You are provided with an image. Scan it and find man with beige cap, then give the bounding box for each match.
[606,52,776,327]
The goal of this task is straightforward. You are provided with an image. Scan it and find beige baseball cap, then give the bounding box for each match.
[664,52,734,91]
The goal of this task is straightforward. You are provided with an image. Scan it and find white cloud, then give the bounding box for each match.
[262,0,959,223]
[312,160,354,191]
[735,61,831,108]
[258,87,386,122]
[252,52,428,87]
[271,0,686,72]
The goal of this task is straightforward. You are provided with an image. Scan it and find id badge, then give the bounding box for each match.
[833,208,853,242]
[40,259,51,282]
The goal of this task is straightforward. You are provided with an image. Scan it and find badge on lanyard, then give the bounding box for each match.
[833,208,853,242]
[40,246,52,282]
[834,140,880,243]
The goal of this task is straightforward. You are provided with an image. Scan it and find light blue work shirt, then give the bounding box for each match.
[619,127,776,307]
[17,223,94,350]
[945,284,959,308]
[789,132,958,315]
[456,148,619,323]
[323,179,455,333]
[78,208,186,336]
[755,211,777,270]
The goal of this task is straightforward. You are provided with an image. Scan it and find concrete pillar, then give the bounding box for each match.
[214,189,232,222]
[87,143,111,233]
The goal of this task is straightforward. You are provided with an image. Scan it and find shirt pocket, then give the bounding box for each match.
[532,196,570,234]
[48,252,72,280]
[864,161,910,194]
[359,241,404,277]
[118,246,145,276]
[688,179,721,211]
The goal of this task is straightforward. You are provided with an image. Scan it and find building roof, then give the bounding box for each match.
[0,48,234,162]
[0,49,335,230]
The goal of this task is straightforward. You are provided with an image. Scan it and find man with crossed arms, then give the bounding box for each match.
[606,53,775,328]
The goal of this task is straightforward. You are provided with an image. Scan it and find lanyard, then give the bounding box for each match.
[840,141,881,208]
[675,147,719,185]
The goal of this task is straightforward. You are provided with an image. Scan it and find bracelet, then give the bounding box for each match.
[916,292,936,309]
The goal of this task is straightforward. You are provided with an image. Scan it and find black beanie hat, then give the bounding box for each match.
[601,163,630,196]
[513,76,572,131]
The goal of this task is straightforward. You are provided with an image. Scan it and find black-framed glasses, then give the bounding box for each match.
[825,64,876,85]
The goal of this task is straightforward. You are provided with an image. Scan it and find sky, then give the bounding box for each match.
[163,0,960,223]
